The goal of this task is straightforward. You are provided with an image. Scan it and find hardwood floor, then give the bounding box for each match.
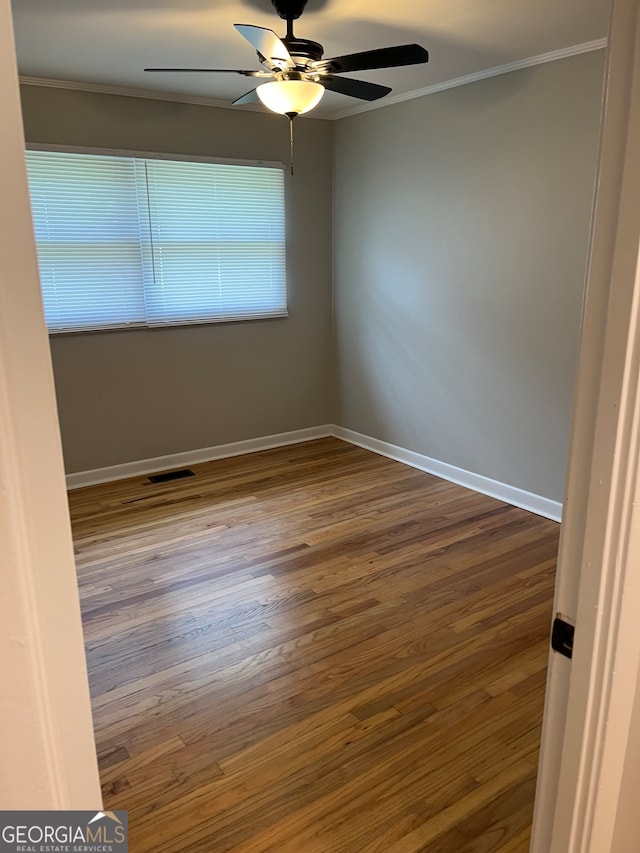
[70,437,559,852]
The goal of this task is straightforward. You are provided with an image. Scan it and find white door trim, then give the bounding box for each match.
[0,0,101,808]
[533,0,640,849]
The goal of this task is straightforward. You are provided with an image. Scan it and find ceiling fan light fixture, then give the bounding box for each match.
[256,78,324,116]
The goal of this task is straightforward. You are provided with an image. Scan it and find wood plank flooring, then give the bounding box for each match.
[70,437,559,852]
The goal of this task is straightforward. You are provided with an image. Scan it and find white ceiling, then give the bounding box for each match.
[11,0,611,119]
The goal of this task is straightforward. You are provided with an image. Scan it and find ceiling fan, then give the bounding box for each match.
[144,0,429,117]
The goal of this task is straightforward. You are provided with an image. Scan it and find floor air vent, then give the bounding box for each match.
[148,468,195,484]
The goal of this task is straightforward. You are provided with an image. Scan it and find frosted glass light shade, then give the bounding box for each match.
[257,80,324,116]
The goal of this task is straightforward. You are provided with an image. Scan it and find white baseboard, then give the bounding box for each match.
[66,422,563,522]
[65,425,333,490]
[332,426,562,522]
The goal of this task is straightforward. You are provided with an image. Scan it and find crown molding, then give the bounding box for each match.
[19,37,608,122]
[334,38,608,120]
[18,75,243,111]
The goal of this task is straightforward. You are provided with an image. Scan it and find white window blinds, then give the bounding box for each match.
[25,150,287,333]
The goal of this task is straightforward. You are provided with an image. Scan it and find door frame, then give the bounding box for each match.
[0,0,101,808]
[532,0,640,849]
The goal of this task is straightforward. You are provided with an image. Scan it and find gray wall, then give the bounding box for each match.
[20,85,334,473]
[333,51,604,503]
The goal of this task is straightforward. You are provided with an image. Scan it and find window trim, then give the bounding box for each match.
[26,142,284,173]
[26,144,289,335]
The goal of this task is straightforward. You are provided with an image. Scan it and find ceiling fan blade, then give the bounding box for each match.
[232,88,262,106]
[321,75,391,101]
[234,24,295,69]
[314,43,428,75]
[144,68,263,75]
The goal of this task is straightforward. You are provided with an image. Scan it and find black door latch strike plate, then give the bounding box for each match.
[551,616,575,659]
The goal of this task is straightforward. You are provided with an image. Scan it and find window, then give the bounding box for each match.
[25,149,287,333]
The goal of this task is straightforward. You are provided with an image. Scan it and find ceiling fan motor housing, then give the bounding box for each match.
[282,37,324,64]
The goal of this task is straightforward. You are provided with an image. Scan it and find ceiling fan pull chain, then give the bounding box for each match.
[287,114,295,176]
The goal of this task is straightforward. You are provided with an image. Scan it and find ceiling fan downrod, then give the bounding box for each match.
[270,0,322,58]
